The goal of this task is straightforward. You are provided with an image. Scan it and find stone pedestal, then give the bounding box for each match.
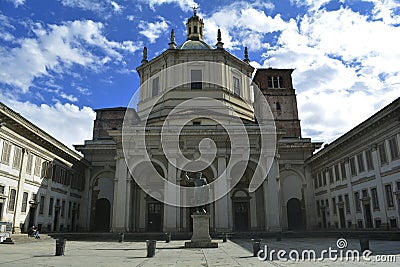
[185,213,218,248]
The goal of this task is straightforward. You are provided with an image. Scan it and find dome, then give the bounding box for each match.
[178,40,213,50]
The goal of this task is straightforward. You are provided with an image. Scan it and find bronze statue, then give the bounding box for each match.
[184,172,208,213]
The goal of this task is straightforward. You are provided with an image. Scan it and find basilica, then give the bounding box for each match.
[0,11,399,236]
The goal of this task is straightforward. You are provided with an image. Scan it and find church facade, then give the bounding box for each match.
[75,11,321,233]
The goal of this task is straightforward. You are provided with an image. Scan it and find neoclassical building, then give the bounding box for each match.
[308,98,400,230]
[0,103,87,235]
[75,11,321,233]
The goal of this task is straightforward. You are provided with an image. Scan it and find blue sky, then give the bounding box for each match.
[0,0,399,149]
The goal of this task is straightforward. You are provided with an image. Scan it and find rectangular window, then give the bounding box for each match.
[267,76,273,88]
[41,161,48,178]
[357,153,365,173]
[273,76,279,88]
[365,149,374,171]
[316,201,320,216]
[12,147,22,169]
[1,141,11,165]
[371,188,379,210]
[61,200,66,217]
[385,184,394,207]
[21,192,28,212]
[314,177,318,189]
[0,185,4,194]
[68,201,72,218]
[332,197,337,214]
[325,199,329,214]
[328,168,334,184]
[334,165,340,181]
[318,173,322,187]
[397,181,400,191]
[340,162,347,180]
[378,142,388,164]
[48,197,54,216]
[354,192,361,212]
[362,189,368,198]
[39,195,45,214]
[388,137,399,160]
[34,156,41,176]
[233,76,240,96]
[350,157,357,176]
[323,172,327,186]
[191,70,202,89]
[152,77,159,97]
[26,153,33,174]
[8,188,16,211]
[344,194,350,213]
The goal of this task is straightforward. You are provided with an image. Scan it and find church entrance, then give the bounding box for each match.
[287,198,304,230]
[94,198,111,232]
[233,201,249,231]
[147,202,162,232]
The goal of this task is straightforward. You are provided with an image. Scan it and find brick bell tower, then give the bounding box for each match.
[253,68,301,137]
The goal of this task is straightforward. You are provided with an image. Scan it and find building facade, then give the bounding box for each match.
[308,98,400,230]
[0,103,87,234]
[76,11,321,233]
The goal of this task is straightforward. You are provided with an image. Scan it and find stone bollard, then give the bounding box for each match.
[222,233,227,243]
[359,237,370,252]
[251,239,262,257]
[276,232,282,241]
[165,232,171,243]
[119,233,125,243]
[146,240,156,257]
[55,239,66,256]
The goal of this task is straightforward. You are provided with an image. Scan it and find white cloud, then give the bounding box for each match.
[259,7,400,143]
[138,17,169,43]
[59,92,78,102]
[204,2,287,50]
[6,0,26,7]
[289,0,337,11]
[0,97,95,150]
[0,19,141,93]
[140,0,198,12]
[361,0,400,24]
[60,0,124,14]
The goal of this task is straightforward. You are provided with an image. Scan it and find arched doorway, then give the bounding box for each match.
[94,198,111,232]
[287,198,304,230]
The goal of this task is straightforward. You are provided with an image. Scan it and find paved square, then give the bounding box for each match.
[0,237,399,266]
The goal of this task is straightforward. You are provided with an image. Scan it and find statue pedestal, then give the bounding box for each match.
[185,213,218,248]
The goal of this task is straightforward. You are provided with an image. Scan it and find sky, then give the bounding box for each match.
[0,0,399,151]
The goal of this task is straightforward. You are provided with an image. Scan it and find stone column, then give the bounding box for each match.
[214,156,230,231]
[79,167,91,232]
[372,145,389,229]
[304,165,318,229]
[265,157,282,231]
[164,158,178,232]
[111,155,128,232]
[12,148,28,234]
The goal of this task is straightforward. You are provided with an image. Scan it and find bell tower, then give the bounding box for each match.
[253,68,302,138]
[186,7,204,41]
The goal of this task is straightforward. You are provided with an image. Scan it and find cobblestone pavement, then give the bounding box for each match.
[0,237,399,266]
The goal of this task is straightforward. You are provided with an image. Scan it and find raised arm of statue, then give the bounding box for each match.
[184,172,194,183]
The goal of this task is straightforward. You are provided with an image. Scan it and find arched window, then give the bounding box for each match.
[194,26,198,33]
[189,27,191,34]
[276,102,281,110]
